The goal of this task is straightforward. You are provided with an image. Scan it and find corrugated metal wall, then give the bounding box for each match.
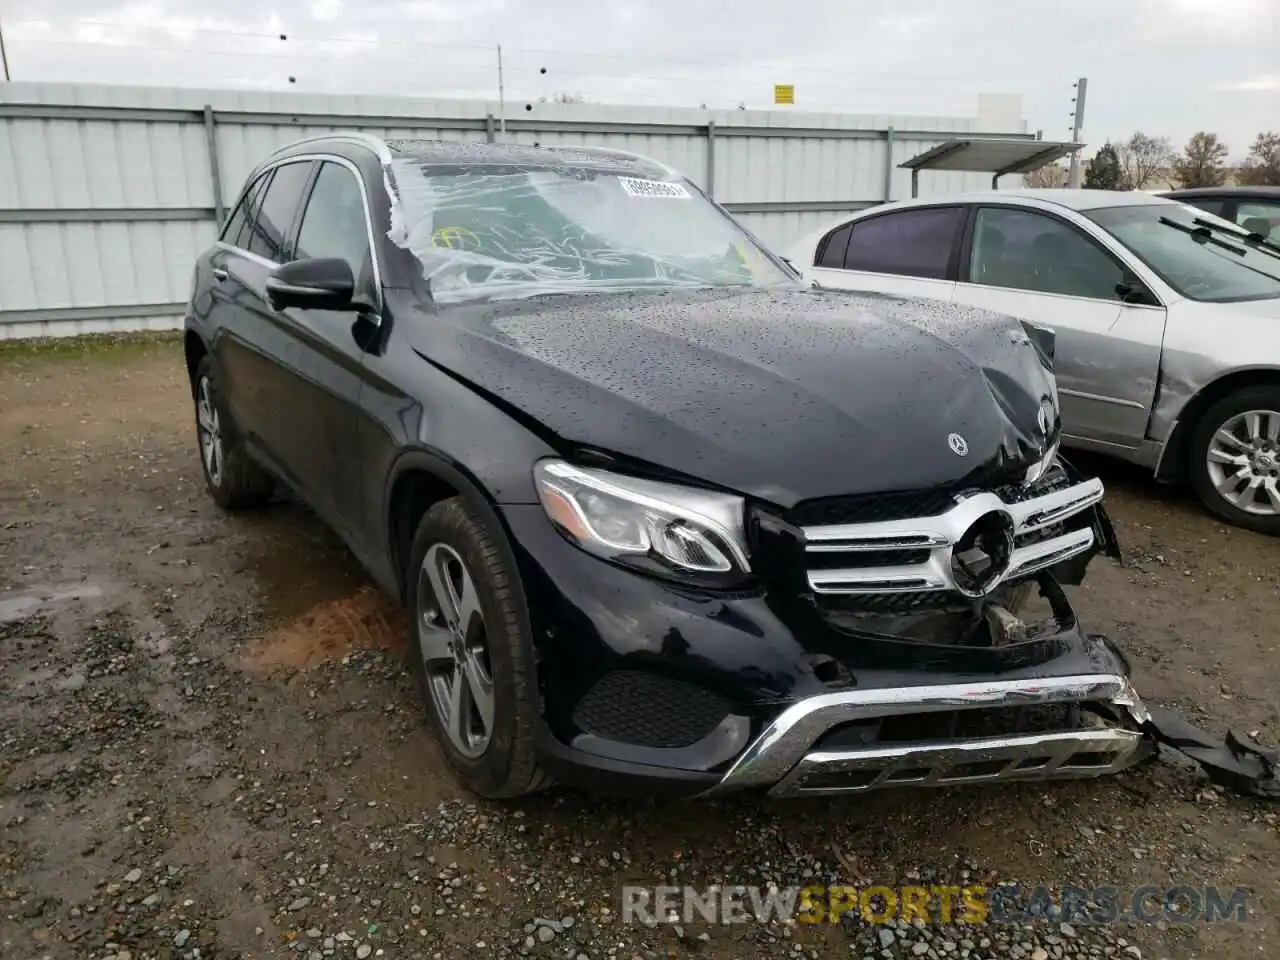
[0,83,1029,339]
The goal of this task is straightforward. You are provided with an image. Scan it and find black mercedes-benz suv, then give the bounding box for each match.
[183,134,1152,800]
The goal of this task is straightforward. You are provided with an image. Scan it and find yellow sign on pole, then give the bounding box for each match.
[773,84,795,105]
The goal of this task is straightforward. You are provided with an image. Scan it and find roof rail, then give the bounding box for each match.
[268,131,392,164]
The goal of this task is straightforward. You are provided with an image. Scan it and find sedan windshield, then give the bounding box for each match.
[1085,203,1280,303]
[387,158,797,304]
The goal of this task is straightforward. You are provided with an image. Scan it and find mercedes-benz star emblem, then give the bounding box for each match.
[950,510,1016,598]
[947,432,969,457]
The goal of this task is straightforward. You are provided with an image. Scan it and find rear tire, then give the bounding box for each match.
[192,357,275,510]
[406,496,550,798]
[1187,386,1280,536]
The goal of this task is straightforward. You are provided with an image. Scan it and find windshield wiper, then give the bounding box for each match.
[1158,216,1249,256]
[1191,217,1280,261]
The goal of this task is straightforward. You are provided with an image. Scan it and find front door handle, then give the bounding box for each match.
[212,266,229,281]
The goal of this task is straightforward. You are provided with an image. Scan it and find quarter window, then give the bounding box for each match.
[816,222,853,268]
[842,207,963,279]
[294,161,373,282]
[968,207,1123,300]
[247,161,315,263]
[220,172,268,249]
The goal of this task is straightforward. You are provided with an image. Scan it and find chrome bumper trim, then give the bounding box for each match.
[802,476,1104,597]
[769,728,1151,797]
[706,672,1149,795]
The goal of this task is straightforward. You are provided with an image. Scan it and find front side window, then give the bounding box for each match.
[969,207,1124,301]
[1087,203,1280,303]
[294,161,373,282]
[842,207,963,280]
[387,158,798,305]
[247,161,315,263]
[1236,201,1280,240]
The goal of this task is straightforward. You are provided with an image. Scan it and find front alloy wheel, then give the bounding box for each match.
[418,543,496,759]
[1189,386,1280,535]
[1205,409,1280,517]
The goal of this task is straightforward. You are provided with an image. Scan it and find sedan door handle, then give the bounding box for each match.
[212,266,229,281]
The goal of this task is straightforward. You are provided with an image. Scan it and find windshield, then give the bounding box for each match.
[386,158,796,304]
[1085,203,1280,303]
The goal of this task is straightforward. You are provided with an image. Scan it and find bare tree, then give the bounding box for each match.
[1172,132,1229,188]
[1239,132,1280,186]
[1023,163,1068,188]
[1117,132,1175,189]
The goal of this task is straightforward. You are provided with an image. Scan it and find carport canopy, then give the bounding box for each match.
[900,137,1083,196]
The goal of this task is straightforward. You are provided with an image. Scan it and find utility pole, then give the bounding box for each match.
[496,44,506,139]
[0,12,12,82]
[1066,77,1088,189]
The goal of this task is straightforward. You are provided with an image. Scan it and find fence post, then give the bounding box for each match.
[202,105,225,226]
[485,113,496,143]
[705,120,716,199]
[883,125,895,201]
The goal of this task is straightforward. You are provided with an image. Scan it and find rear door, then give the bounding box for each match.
[951,205,1167,449]
[807,206,965,304]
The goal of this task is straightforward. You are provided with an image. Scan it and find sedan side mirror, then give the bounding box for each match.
[1115,277,1158,307]
[265,258,356,312]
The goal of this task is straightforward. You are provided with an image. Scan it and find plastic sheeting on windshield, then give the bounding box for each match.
[384,157,790,304]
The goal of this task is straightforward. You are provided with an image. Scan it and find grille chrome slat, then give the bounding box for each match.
[801,477,1104,598]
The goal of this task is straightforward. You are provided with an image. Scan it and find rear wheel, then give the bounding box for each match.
[406,496,550,798]
[192,357,275,510]
[1187,386,1280,535]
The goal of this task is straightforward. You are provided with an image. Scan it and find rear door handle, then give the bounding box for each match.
[212,266,229,281]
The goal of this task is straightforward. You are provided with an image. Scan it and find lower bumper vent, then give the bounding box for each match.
[573,670,731,749]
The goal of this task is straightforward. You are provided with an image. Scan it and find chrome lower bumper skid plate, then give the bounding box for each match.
[705,669,1280,800]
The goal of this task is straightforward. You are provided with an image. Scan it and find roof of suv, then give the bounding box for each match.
[267,133,672,178]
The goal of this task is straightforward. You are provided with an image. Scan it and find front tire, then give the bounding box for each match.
[406,496,549,798]
[1187,386,1280,535]
[192,357,275,510]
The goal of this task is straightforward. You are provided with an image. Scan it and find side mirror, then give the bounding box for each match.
[1115,277,1157,307]
[265,258,356,312]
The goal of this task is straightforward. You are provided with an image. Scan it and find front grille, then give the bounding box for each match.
[789,489,961,526]
[572,670,731,749]
[800,472,1103,598]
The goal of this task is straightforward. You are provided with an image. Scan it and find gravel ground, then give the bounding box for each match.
[1,334,1277,960]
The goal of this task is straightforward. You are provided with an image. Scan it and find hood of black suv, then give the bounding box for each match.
[407,287,1058,507]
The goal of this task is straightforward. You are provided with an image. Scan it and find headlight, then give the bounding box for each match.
[1025,396,1061,486]
[533,460,751,583]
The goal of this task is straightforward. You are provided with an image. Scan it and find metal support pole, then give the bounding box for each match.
[0,14,10,82]
[496,44,506,139]
[705,121,716,199]
[883,126,895,201]
[991,173,1000,190]
[911,168,919,199]
[485,113,496,144]
[1066,77,1088,189]
[202,105,225,226]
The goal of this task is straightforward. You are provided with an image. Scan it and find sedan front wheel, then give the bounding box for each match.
[1188,385,1280,535]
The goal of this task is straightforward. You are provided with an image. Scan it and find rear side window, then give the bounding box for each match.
[815,222,853,268]
[247,161,315,263]
[843,207,963,279]
[220,172,269,248]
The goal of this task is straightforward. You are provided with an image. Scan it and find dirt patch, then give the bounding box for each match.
[238,585,408,675]
[1,334,1278,960]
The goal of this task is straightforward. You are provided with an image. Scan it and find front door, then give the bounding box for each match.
[953,205,1167,450]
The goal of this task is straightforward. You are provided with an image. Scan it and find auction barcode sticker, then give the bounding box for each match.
[618,177,691,199]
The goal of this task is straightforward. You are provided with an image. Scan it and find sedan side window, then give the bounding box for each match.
[969,207,1123,301]
[842,207,963,280]
[1236,201,1280,240]
[247,161,315,263]
[1181,197,1227,218]
[815,222,853,268]
[294,161,374,286]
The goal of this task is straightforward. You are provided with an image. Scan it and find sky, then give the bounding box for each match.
[1,0,1277,160]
